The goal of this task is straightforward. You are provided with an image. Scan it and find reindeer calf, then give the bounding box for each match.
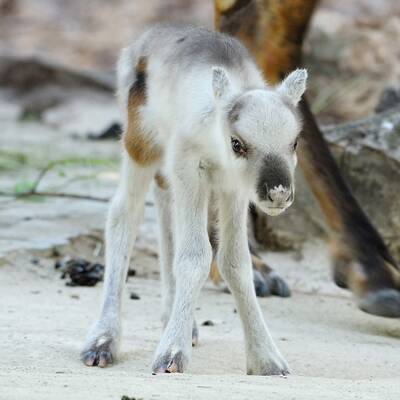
[81,24,307,375]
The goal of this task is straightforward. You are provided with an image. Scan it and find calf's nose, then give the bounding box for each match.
[267,185,292,207]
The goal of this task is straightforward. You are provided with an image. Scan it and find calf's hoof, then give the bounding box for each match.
[152,349,188,374]
[192,320,199,347]
[247,352,290,376]
[81,337,115,367]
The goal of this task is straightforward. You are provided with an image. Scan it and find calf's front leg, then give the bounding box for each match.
[217,193,289,375]
[152,165,212,373]
[81,154,156,367]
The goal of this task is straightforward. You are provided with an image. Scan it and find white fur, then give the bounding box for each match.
[82,25,307,375]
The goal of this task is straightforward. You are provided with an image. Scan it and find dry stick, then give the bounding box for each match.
[28,162,57,194]
[0,159,145,204]
[0,190,108,202]
[0,160,103,203]
[27,159,99,194]
[0,190,154,207]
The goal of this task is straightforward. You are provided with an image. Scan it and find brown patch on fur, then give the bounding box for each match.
[347,263,369,297]
[330,239,400,294]
[216,0,257,52]
[154,173,169,190]
[208,248,273,285]
[123,57,162,165]
[209,260,221,284]
[330,239,371,296]
[215,0,318,83]
[251,252,273,275]
[329,239,355,289]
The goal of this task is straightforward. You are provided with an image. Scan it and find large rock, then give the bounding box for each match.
[258,101,400,261]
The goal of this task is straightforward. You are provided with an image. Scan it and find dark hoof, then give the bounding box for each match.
[152,350,187,374]
[254,270,271,297]
[253,270,291,298]
[270,272,291,297]
[332,260,349,289]
[359,289,400,318]
[192,320,199,347]
[82,349,113,367]
[81,339,114,367]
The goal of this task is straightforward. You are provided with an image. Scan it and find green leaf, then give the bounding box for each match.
[14,181,35,195]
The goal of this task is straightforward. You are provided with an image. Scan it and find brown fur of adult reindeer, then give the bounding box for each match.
[213,0,400,318]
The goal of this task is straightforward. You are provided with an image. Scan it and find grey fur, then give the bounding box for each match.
[256,154,292,201]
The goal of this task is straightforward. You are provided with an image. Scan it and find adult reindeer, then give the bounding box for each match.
[213,0,400,317]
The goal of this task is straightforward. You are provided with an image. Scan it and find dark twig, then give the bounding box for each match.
[0,190,154,206]
[0,190,108,202]
[28,161,58,194]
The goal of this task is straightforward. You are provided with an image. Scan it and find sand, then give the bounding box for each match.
[1,247,399,400]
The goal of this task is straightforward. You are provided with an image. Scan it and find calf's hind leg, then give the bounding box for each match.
[154,178,200,346]
[81,154,156,367]
[154,179,175,329]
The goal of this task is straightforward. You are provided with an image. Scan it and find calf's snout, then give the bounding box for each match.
[267,185,293,208]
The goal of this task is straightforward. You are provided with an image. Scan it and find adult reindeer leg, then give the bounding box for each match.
[215,0,400,317]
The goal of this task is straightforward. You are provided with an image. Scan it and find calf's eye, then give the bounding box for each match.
[292,138,298,152]
[231,137,246,156]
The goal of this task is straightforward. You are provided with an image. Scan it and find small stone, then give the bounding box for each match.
[130,292,140,300]
[201,320,214,326]
[30,257,40,265]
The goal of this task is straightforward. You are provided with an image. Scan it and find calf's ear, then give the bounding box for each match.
[212,66,231,100]
[278,69,308,106]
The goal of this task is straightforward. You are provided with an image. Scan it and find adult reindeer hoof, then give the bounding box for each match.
[152,349,188,374]
[251,252,291,298]
[253,269,291,298]
[359,289,400,318]
[332,251,400,318]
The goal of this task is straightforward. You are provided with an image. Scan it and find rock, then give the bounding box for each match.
[375,86,400,113]
[130,292,140,300]
[0,54,119,135]
[0,54,114,92]
[260,104,400,260]
[87,122,122,140]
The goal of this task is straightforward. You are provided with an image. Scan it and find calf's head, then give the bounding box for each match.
[213,68,307,216]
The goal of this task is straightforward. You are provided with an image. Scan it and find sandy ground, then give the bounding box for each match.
[1,244,400,400]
